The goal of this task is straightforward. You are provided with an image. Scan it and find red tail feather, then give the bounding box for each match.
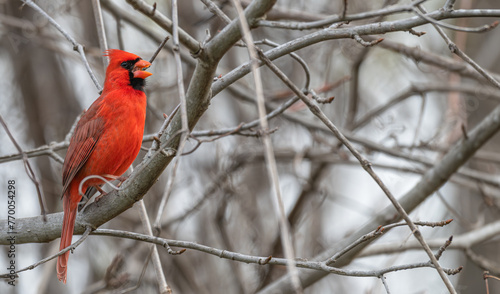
[57,196,77,284]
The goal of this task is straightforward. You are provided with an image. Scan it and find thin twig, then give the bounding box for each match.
[102,0,197,67]
[116,18,125,50]
[232,0,303,293]
[327,219,453,264]
[361,219,500,259]
[256,0,428,30]
[172,0,189,136]
[327,226,386,265]
[120,246,154,293]
[149,36,170,64]
[151,0,191,236]
[125,0,201,54]
[447,39,500,90]
[181,124,245,155]
[352,84,500,130]
[341,0,348,19]
[411,93,426,147]
[352,34,384,47]
[162,160,243,226]
[22,0,103,92]
[255,39,311,90]
[412,7,499,33]
[435,236,453,260]
[148,105,180,155]
[213,9,500,100]
[0,227,91,278]
[194,95,299,137]
[137,199,170,293]
[380,275,391,294]
[0,114,47,221]
[200,0,232,24]
[91,0,109,66]
[417,4,500,93]
[444,0,457,10]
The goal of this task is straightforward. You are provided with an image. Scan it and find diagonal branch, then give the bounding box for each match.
[231,0,302,292]
[256,49,457,293]
[0,114,47,220]
[257,60,500,294]
[91,0,109,66]
[21,0,103,92]
[125,0,201,54]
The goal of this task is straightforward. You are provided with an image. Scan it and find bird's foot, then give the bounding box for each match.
[95,191,108,203]
[102,174,129,187]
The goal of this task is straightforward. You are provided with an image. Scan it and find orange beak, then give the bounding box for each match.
[133,60,153,79]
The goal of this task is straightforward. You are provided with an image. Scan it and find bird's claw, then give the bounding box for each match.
[95,191,108,203]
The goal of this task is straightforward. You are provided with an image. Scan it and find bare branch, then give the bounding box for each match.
[231,0,302,292]
[257,0,429,30]
[412,7,499,33]
[125,0,201,54]
[256,50,457,292]
[137,200,171,293]
[212,9,500,98]
[0,114,46,220]
[87,229,462,278]
[150,0,192,238]
[149,36,170,64]
[417,5,500,90]
[0,227,92,279]
[200,0,232,24]
[353,83,500,130]
[352,34,383,47]
[91,0,109,66]
[21,0,103,91]
[260,97,500,292]
[444,0,457,11]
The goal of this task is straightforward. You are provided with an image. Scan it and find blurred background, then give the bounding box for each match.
[1,0,500,293]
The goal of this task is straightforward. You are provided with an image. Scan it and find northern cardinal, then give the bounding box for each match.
[57,50,152,283]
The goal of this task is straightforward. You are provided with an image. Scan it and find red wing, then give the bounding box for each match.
[62,107,105,197]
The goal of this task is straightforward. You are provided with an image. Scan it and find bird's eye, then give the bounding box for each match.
[121,61,128,68]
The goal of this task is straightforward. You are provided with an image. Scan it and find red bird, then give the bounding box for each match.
[57,50,152,283]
